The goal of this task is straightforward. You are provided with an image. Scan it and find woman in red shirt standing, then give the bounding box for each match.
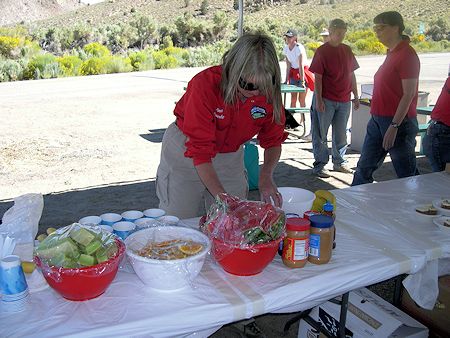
[352,11,420,185]
[156,34,288,219]
[423,76,450,171]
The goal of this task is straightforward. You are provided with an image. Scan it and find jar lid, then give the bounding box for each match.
[303,210,320,220]
[286,217,310,231]
[309,214,334,228]
[323,201,334,212]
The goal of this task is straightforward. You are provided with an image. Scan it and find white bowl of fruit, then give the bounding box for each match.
[124,225,210,291]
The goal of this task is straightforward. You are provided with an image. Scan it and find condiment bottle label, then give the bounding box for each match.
[284,238,308,261]
[309,234,320,257]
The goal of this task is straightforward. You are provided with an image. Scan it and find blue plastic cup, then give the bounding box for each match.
[0,255,28,295]
[121,210,144,222]
[100,213,122,226]
[143,208,166,219]
[113,221,136,240]
[78,215,102,226]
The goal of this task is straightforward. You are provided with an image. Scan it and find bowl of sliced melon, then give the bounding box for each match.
[34,223,125,301]
[125,225,210,291]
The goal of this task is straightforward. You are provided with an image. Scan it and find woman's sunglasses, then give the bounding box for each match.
[239,77,259,91]
[238,76,275,91]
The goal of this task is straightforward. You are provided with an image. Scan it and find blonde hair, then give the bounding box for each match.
[220,34,283,124]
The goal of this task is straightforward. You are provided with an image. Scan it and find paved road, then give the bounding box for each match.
[0,53,448,200]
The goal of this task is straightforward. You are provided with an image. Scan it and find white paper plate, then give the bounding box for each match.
[433,215,450,232]
[432,199,450,216]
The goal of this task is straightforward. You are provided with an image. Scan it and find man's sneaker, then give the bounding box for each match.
[333,165,353,174]
[313,169,331,178]
[302,133,312,141]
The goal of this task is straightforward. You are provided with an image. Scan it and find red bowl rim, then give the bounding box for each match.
[35,238,125,272]
[212,236,282,249]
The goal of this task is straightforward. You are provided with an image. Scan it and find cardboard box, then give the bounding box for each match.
[298,288,428,338]
[401,275,450,337]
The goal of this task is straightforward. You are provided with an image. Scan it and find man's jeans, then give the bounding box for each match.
[423,121,450,172]
[311,96,351,173]
[352,115,419,186]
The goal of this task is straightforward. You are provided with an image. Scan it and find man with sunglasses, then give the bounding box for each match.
[156,34,288,222]
[309,18,359,178]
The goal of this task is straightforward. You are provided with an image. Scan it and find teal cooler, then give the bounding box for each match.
[244,142,259,191]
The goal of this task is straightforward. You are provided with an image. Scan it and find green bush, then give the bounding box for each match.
[104,55,133,73]
[83,42,111,58]
[0,59,23,82]
[129,50,154,71]
[152,50,178,69]
[0,36,21,57]
[57,55,82,76]
[79,57,108,75]
[23,54,61,80]
[163,46,189,66]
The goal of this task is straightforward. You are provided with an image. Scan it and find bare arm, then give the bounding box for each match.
[382,78,418,150]
[285,59,291,83]
[298,54,304,81]
[259,146,282,207]
[314,73,325,112]
[351,72,359,110]
[195,162,226,198]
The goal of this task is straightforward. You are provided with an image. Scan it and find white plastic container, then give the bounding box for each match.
[124,226,210,291]
[278,187,315,216]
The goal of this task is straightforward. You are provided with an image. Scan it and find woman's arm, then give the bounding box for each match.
[298,53,304,82]
[259,146,282,207]
[382,78,418,150]
[285,59,291,83]
[195,162,226,198]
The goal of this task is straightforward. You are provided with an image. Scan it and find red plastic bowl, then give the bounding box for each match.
[35,239,125,301]
[212,237,282,276]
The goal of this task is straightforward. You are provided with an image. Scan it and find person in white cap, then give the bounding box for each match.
[319,28,330,43]
[283,29,309,130]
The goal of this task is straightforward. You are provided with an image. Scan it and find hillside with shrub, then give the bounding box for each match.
[0,0,448,82]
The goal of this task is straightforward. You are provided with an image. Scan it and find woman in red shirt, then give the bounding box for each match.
[423,77,450,171]
[156,34,288,219]
[352,11,420,185]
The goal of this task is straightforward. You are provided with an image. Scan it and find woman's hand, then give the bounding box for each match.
[259,173,282,207]
[259,146,282,207]
[383,126,398,150]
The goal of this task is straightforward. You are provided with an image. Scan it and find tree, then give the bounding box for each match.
[130,15,157,49]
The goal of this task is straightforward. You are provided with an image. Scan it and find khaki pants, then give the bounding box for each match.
[156,122,248,219]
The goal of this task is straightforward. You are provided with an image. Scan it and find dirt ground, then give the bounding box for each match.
[0,53,447,337]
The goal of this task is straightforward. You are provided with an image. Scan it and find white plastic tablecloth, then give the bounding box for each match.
[1,172,449,337]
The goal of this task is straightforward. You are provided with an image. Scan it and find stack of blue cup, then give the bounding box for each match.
[0,255,30,313]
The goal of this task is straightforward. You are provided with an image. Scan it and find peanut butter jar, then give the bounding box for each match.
[308,215,334,265]
[282,217,310,268]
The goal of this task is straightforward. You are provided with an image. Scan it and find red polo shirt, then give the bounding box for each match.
[370,40,420,118]
[430,77,450,126]
[174,66,288,166]
[309,43,359,102]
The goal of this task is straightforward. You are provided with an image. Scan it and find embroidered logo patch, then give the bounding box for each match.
[250,106,266,119]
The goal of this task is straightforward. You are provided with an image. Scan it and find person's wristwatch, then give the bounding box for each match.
[390,122,400,129]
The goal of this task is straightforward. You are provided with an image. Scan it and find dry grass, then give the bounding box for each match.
[6,0,448,32]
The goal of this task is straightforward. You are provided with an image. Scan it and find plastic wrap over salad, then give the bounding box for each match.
[200,194,286,248]
[34,223,120,279]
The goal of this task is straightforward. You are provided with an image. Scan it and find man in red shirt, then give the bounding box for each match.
[309,18,359,178]
[352,11,420,185]
[156,34,288,219]
[423,76,450,171]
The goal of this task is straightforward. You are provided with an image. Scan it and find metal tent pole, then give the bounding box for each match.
[238,0,244,37]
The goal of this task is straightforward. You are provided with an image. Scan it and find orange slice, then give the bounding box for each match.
[179,243,203,255]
